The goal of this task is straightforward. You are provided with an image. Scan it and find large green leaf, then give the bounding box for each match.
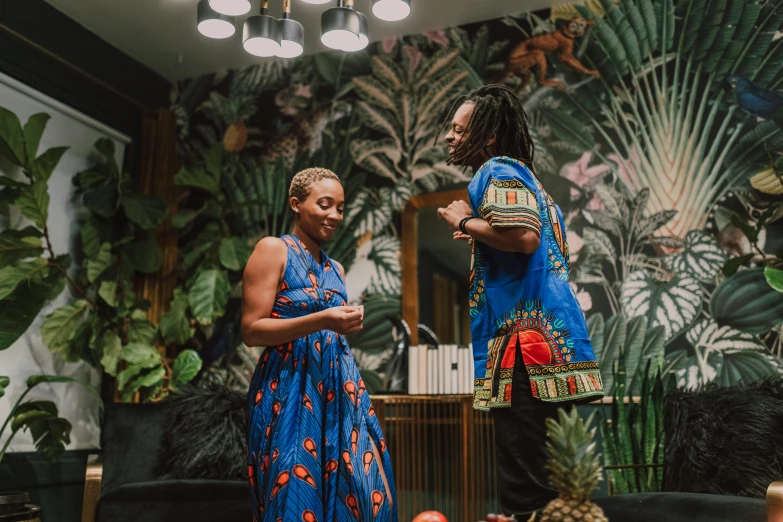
[718,350,779,386]
[174,166,220,196]
[120,342,161,367]
[188,268,230,326]
[40,300,90,352]
[669,230,727,282]
[121,193,168,230]
[620,270,702,341]
[117,363,143,391]
[98,281,117,307]
[31,147,68,182]
[123,231,162,274]
[765,266,783,293]
[122,367,165,400]
[219,236,252,272]
[682,317,774,386]
[0,228,43,265]
[202,142,223,180]
[687,317,767,354]
[0,258,48,301]
[99,331,122,377]
[83,180,119,218]
[159,288,193,345]
[0,279,50,350]
[87,243,113,283]
[22,113,50,162]
[710,267,783,334]
[353,76,397,112]
[0,107,26,166]
[623,315,648,389]
[15,180,49,229]
[25,374,102,406]
[10,401,71,461]
[170,349,202,391]
[366,236,402,296]
[602,0,642,72]
[370,55,406,89]
[128,309,157,345]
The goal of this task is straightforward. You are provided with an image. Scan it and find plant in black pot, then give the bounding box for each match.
[0,374,101,521]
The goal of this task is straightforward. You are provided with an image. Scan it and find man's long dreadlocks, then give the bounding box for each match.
[438,84,535,168]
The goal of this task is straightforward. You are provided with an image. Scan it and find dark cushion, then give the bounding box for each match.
[594,492,766,522]
[100,402,169,494]
[96,479,248,522]
[664,378,783,498]
[155,382,247,480]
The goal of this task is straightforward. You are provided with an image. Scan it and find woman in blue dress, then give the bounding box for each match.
[241,168,397,522]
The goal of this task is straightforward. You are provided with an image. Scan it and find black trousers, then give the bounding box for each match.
[490,346,561,517]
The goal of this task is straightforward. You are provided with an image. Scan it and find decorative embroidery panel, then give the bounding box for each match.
[478,179,541,234]
[468,241,486,318]
[472,297,603,410]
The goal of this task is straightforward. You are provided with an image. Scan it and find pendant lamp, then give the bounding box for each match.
[209,0,252,17]
[278,0,305,58]
[321,0,361,51]
[197,0,236,39]
[243,0,281,57]
[372,0,411,22]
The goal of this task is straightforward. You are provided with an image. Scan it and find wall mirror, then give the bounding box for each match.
[401,189,472,346]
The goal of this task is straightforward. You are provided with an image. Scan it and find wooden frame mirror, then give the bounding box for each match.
[401,188,469,346]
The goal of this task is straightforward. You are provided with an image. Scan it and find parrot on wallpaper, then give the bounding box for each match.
[726,75,783,125]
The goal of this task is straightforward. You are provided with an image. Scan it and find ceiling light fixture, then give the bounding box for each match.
[372,0,411,22]
[243,0,281,57]
[197,0,405,57]
[321,0,361,51]
[342,10,369,52]
[197,0,236,39]
[278,0,304,58]
[209,0,252,17]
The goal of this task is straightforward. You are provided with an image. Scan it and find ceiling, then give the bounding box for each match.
[43,0,558,81]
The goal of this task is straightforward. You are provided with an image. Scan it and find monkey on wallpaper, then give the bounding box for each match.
[500,17,600,91]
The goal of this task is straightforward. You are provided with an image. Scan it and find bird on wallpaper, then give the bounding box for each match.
[726,75,783,124]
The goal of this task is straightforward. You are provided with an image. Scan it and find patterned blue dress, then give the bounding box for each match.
[247,235,398,522]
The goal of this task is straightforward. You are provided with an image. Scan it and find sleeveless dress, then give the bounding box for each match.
[247,235,398,522]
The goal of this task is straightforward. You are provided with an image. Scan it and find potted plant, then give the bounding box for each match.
[0,374,101,521]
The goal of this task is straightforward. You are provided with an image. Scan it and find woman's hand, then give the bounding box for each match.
[437,200,473,231]
[321,306,364,335]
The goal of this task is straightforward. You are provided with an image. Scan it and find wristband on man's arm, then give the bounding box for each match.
[459,216,476,234]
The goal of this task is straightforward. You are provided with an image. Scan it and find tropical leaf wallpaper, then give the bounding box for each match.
[171,0,783,392]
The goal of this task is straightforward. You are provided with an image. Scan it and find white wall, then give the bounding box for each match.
[0,71,130,452]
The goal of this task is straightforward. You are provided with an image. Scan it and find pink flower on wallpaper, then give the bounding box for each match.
[403,45,423,72]
[570,282,593,312]
[382,38,398,53]
[422,29,450,46]
[568,230,584,262]
[559,151,610,211]
[275,84,312,116]
[294,84,312,99]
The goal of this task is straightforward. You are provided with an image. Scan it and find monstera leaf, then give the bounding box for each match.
[668,230,727,281]
[345,188,393,237]
[666,317,775,387]
[366,236,402,296]
[620,270,702,342]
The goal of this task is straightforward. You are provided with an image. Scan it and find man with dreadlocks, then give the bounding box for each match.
[437,85,604,518]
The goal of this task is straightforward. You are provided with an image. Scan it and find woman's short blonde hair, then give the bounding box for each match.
[289,168,340,202]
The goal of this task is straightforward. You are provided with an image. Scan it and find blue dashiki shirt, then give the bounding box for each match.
[467,157,604,410]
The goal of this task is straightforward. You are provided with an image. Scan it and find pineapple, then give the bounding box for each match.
[538,408,608,522]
